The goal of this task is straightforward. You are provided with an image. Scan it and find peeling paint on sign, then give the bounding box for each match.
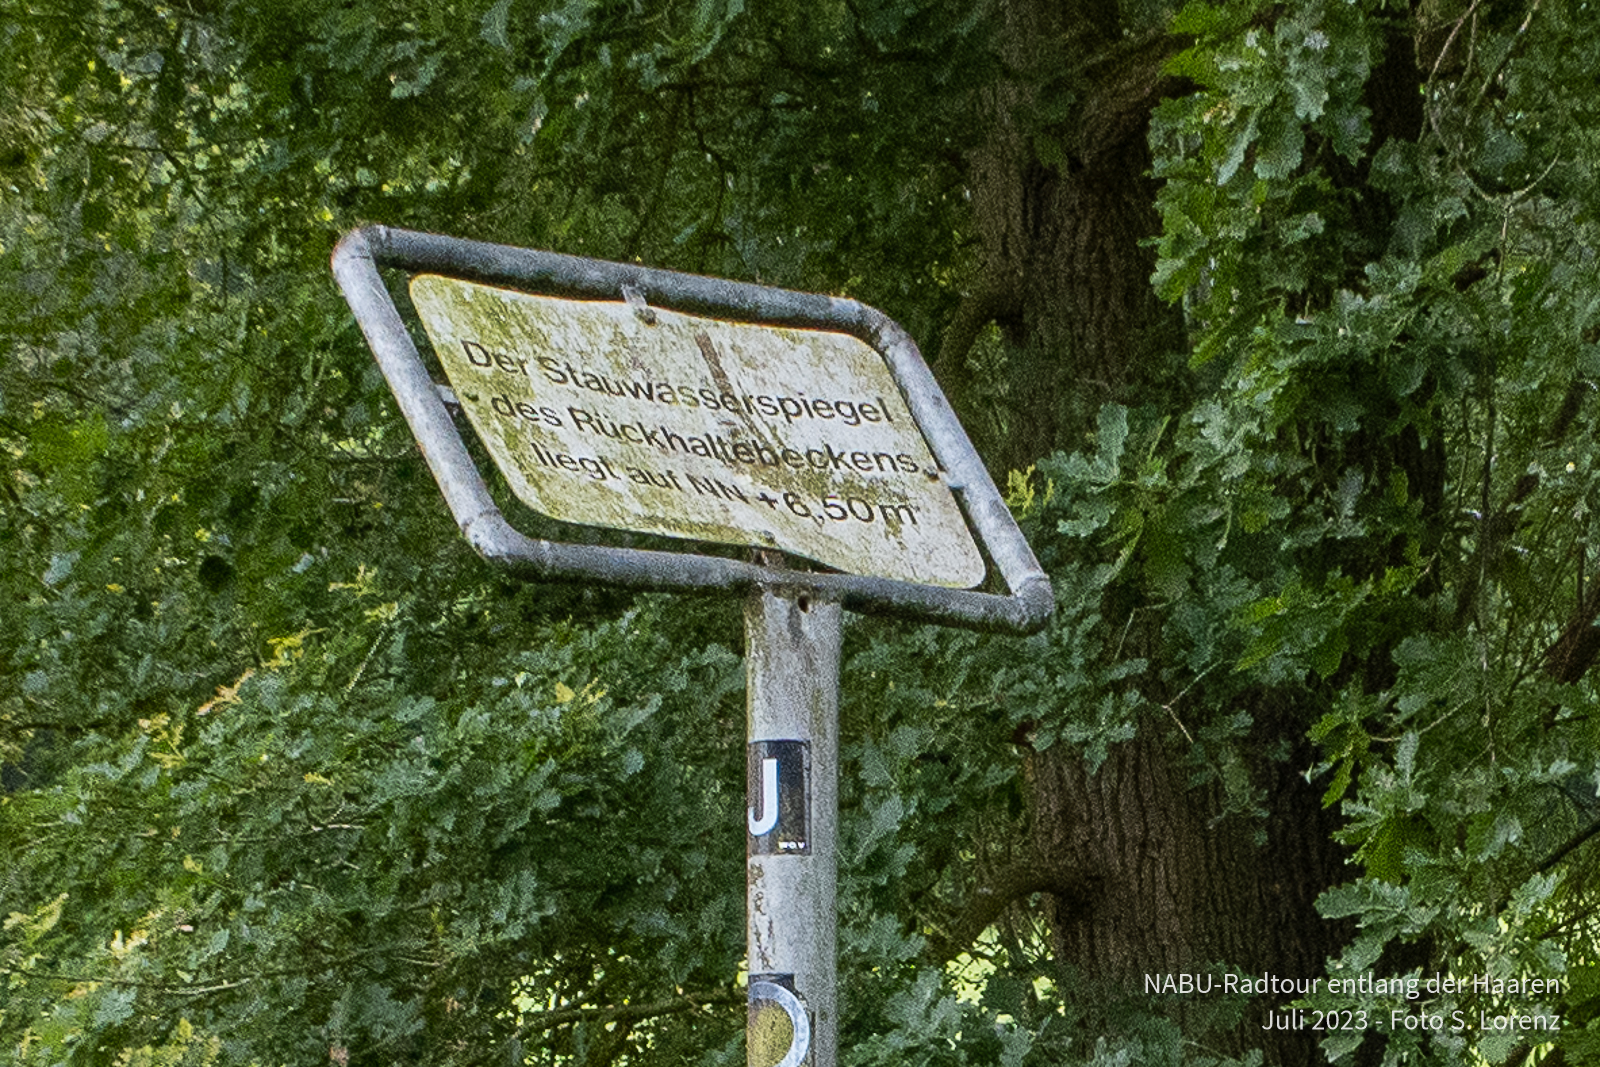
[409,275,986,588]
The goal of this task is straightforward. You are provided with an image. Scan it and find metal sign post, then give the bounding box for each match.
[332,226,1051,1067]
[745,585,839,1066]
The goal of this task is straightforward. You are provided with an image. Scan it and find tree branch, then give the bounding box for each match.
[1076,30,1192,168]
[1540,578,1600,684]
[511,988,741,1039]
[933,277,1016,411]
[1458,377,1591,634]
[922,856,1095,965]
[1535,813,1600,874]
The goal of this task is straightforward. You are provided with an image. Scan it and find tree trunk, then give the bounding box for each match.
[938,1,1185,473]
[1028,708,1353,1062]
[937,3,1381,1062]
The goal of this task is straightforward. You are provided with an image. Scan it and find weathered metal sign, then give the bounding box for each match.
[331,226,1053,634]
[410,275,986,588]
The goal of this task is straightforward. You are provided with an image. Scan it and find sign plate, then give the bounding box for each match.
[410,275,986,588]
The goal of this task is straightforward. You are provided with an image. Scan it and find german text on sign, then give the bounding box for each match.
[409,275,986,588]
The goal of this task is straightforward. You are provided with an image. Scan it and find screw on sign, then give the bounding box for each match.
[332,227,1052,1067]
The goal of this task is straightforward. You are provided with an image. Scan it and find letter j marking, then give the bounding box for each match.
[749,757,779,836]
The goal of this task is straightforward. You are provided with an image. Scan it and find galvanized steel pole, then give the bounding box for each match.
[745,585,840,1067]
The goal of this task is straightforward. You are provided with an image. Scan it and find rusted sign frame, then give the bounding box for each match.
[331,225,1051,635]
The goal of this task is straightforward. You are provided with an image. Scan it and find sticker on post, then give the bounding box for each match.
[748,974,811,1067]
[748,740,808,854]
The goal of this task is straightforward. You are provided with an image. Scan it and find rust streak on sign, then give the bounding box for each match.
[408,274,986,588]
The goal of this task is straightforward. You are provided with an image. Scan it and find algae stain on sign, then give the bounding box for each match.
[409,274,986,589]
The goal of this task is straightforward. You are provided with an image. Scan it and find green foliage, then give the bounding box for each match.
[1140,0,1600,1061]
[4,591,748,1064]
[0,0,992,1061]
[7,0,1600,1064]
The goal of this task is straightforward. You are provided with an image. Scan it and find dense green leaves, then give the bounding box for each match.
[8,0,1600,1064]
[1142,1,1600,1062]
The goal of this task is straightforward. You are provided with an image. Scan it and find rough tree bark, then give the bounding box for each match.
[1027,707,1353,1063]
[936,0,1186,473]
